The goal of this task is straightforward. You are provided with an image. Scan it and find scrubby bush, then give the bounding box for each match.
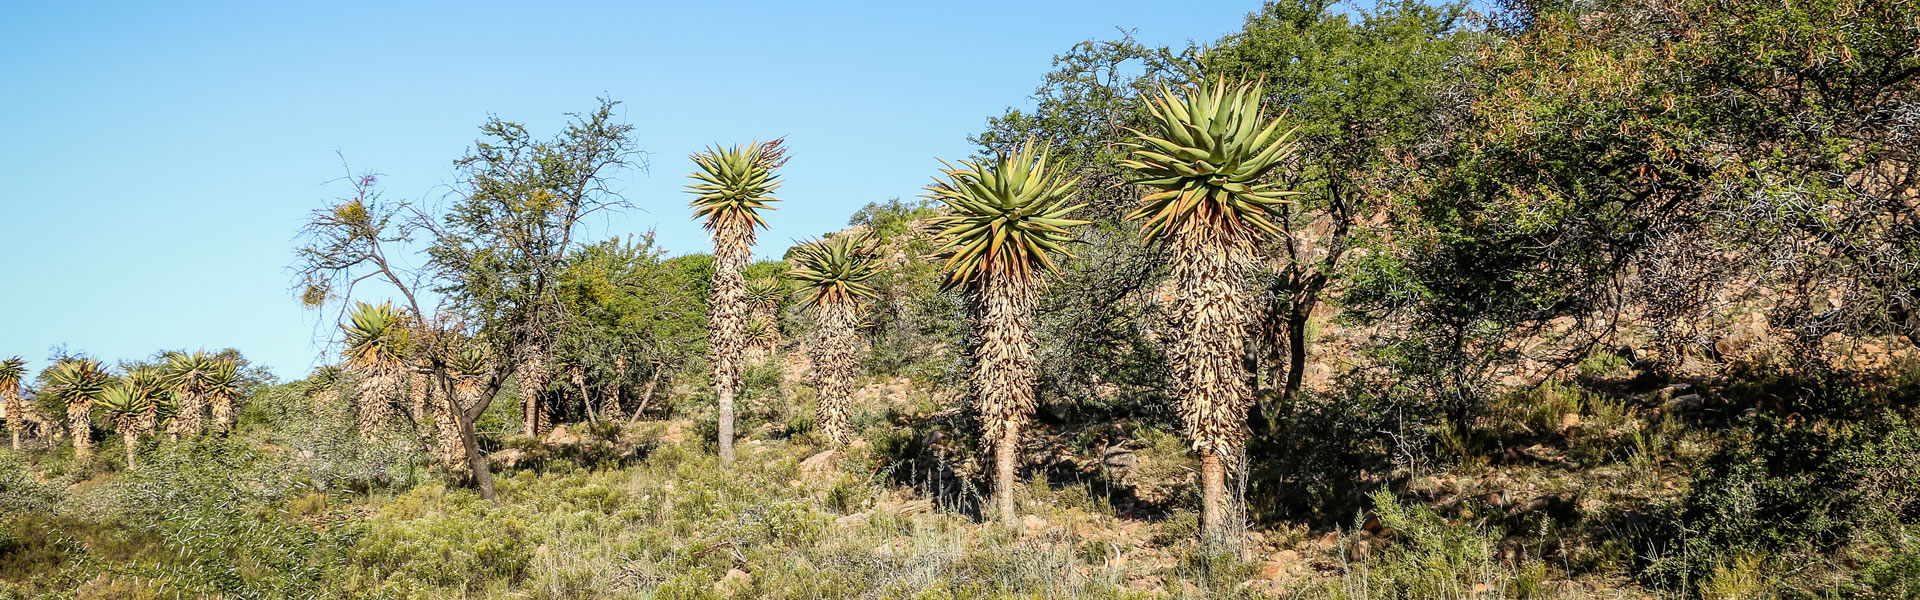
[1643,410,1920,591]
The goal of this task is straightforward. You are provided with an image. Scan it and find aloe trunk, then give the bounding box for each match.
[972,275,1039,528]
[709,219,751,465]
[813,299,862,444]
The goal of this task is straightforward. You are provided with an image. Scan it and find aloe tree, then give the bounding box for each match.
[342,301,409,439]
[687,138,788,466]
[745,276,787,359]
[926,140,1089,528]
[128,367,165,436]
[442,347,489,474]
[47,358,109,460]
[151,389,180,443]
[788,234,880,445]
[306,365,345,418]
[205,359,242,434]
[162,351,215,436]
[1119,80,1301,546]
[1,357,29,450]
[97,381,152,468]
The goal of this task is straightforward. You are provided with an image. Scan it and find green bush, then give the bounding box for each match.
[1643,411,1920,589]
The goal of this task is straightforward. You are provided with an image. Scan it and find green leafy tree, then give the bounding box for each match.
[788,233,881,444]
[927,140,1090,528]
[1120,80,1301,546]
[687,138,789,466]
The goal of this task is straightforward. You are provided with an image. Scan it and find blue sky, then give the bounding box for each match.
[0,1,1268,380]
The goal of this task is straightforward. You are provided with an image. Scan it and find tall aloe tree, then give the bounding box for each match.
[162,351,216,436]
[47,358,109,460]
[205,359,242,434]
[926,140,1089,528]
[745,276,787,359]
[788,234,880,445]
[687,137,788,466]
[97,381,152,468]
[128,367,165,435]
[1119,80,1301,546]
[1,357,28,450]
[306,365,345,418]
[342,301,410,439]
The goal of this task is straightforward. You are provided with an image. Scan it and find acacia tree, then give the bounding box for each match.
[1119,81,1301,547]
[927,140,1089,528]
[788,234,880,445]
[687,138,788,466]
[296,99,641,501]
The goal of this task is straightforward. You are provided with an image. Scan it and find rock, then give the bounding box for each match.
[715,568,751,595]
[488,448,527,469]
[1259,550,1303,580]
[799,450,838,480]
[835,512,870,530]
[543,425,580,446]
[1559,412,1581,430]
[1316,531,1340,548]
[1021,514,1047,533]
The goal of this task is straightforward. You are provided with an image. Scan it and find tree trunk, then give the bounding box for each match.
[576,369,597,424]
[969,274,1039,531]
[6,392,19,450]
[69,401,92,461]
[123,431,137,469]
[460,411,496,501]
[814,301,861,445]
[628,368,662,426]
[717,382,736,466]
[996,421,1021,528]
[1199,449,1229,548]
[1169,225,1256,553]
[708,219,752,467]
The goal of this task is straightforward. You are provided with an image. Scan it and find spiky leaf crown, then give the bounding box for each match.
[788,234,880,309]
[924,140,1090,289]
[450,346,490,378]
[687,138,789,235]
[746,276,788,309]
[48,358,109,403]
[203,360,241,400]
[163,350,218,392]
[0,357,25,388]
[97,381,153,417]
[1119,81,1302,242]
[341,302,410,368]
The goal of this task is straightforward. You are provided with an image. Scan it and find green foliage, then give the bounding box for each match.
[788,232,881,308]
[925,140,1091,288]
[1644,411,1920,587]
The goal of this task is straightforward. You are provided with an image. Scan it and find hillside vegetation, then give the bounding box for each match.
[6,0,1920,598]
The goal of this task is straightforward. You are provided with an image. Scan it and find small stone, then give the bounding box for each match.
[715,568,751,594]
